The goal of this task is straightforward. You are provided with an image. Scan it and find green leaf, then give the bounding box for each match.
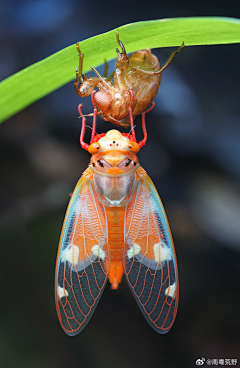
[0,16,240,124]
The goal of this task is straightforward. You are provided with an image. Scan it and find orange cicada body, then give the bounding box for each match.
[74,30,184,127]
[55,100,179,335]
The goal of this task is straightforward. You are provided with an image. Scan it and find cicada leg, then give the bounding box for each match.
[131,43,185,76]
[74,42,84,95]
[76,42,84,80]
[103,59,109,78]
[90,91,97,143]
[116,29,127,57]
[74,43,98,97]
[128,91,155,146]
[78,104,89,151]
[115,30,129,71]
[138,102,155,148]
[128,90,136,141]
[77,91,98,150]
[102,61,115,81]
[156,42,185,74]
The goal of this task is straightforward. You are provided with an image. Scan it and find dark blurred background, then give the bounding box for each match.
[0,1,240,367]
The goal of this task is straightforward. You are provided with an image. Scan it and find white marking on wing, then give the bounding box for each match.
[58,286,68,299]
[91,245,106,260]
[153,242,172,263]
[127,243,141,259]
[64,244,79,265]
[165,283,176,299]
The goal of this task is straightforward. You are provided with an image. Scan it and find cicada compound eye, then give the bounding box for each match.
[88,142,101,155]
[94,91,111,113]
[128,141,140,154]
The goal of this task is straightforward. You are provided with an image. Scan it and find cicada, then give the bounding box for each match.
[74,30,184,127]
[55,102,178,335]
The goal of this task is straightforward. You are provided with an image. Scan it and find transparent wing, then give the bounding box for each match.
[123,171,178,333]
[55,173,110,336]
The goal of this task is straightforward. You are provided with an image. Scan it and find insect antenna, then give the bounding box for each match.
[128,124,137,135]
[85,125,93,131]
[90,90,97,143]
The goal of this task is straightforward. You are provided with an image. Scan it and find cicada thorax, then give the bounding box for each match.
[93,170,136,207]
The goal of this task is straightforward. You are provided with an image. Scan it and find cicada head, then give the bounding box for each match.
[88,130,140,175]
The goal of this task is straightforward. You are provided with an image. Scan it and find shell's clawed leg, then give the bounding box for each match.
[74,42,85,95]
[103,59,109,78]
[138,102,155,148]
[157,42,185,74]
[76,42,84,80]
[116,29,126,57]
[95,59,113,81]
[106,70,115,81]
[115,30,129,71]
[131,42,185,76]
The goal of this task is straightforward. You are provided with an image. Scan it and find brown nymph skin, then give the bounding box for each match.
[74,31,184,127]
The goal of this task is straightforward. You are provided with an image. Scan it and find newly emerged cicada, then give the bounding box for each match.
[55,101,178,335]
[74,31,184,127]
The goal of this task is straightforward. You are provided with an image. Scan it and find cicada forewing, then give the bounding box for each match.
[55,172,110,335]
[123,171,178,333]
